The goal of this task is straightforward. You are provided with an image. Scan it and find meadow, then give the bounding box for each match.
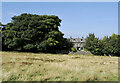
[1,52,118,81]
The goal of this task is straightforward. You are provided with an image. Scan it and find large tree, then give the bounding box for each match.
[84,33,119,56]
[108,34,119,56]
[102,36,111,56]
[84,33,103,55]
[2,13,73,53]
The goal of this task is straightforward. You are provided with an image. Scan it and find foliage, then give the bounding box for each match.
[0,22,2,51]
[71,47,77,52]
[2,13,73,53]
[84,33,101,55]
[84,33,119,56]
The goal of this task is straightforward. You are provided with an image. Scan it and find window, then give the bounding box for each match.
[77,47,80,50]
[81,39,83,41]
[81,47,83,50]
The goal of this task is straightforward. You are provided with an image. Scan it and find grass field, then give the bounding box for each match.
[1,52,118,81]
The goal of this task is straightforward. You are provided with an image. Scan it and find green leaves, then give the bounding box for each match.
[84,33,119,56]
[2,13,73,53]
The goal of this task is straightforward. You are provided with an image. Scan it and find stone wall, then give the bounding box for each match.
[69,37,85,51]
[69,51,92,55]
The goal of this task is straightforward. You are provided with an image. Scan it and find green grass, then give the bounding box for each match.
[1,51,118,81]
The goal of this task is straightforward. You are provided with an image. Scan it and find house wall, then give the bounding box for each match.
[69,37,85,51]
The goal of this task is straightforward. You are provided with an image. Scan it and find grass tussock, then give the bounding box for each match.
[1,52,118,81]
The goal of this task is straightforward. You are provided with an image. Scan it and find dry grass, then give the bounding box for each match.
[1,52,118,81]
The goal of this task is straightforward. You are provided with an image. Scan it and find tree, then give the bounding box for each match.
[0,22,1,51]
[102,36,111,56]
[2,13,73,53]
[118,35,120,56]
[85,33,119,56]
[84,33,95,52]
[109,34,119,56]
[97,39,104,55]
[84,33,102,55]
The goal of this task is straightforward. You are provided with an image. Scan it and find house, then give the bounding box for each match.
[69,37,85,51]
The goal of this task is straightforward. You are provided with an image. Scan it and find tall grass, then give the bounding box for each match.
[2,52,118,81]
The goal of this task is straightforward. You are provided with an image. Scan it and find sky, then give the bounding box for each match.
[2,2,118,38]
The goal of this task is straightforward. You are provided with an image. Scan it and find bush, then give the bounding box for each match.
[71,47,77,52]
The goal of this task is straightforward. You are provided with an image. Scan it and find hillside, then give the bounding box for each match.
[1,52,118,81]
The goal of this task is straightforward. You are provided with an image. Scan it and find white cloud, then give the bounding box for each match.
[8,12,17,16]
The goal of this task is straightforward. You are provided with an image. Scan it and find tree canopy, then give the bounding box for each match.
[84,33,119,56]
[2,13,73,53]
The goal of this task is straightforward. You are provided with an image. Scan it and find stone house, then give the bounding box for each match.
[69,37,85,51]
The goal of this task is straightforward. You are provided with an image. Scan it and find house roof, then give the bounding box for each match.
[69,38,85,43]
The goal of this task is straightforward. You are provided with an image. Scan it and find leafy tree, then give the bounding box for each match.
[102,34,119,56]
[118,35,120,56]
[97,39,104,55]
[102,36,110,56]
[109,34,119,56]
[2,13,73,53]
[85,33,119,56]
[84,33,95,52]
[84,33,102,55]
